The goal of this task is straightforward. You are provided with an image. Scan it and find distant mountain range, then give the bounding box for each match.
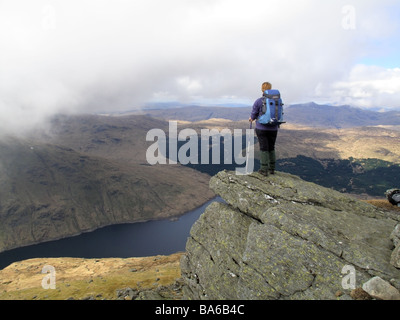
[133,102,400,128]
[285,102,400,128]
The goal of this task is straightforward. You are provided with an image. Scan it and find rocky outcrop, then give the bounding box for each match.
[181,171,400,300]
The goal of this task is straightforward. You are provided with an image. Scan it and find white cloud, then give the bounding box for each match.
[329,65,400,109]
[0,0,399,134]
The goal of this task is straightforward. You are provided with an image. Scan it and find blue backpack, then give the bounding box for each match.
[258,89,285,126]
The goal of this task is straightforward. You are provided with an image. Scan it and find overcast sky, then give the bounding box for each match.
[1,0,400,133]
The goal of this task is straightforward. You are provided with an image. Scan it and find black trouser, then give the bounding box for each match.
[255,129,278,152]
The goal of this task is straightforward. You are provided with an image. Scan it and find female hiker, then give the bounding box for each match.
[249,82,279,176]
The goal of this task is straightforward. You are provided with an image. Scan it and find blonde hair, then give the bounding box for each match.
[262,82,272,92]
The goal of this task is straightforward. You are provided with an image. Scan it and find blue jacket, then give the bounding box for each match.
[250,97,279,131]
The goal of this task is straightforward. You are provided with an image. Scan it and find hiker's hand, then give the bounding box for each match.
[249,117,253,122]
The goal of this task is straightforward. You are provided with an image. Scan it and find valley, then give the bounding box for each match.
[1,103,399,254]
[172,116,400,198]
[1,102,400,300]
[0,115,215,253]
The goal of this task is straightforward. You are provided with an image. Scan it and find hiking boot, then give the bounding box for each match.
[258,169,269,176]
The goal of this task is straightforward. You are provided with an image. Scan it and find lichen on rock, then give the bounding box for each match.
[181,170,400,300]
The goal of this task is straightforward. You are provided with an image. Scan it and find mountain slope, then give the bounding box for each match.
[0,115,214,253]
[41,114,168,165]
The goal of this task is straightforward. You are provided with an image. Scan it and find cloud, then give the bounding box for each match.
[0,0,399,134]
[329,65,400,109]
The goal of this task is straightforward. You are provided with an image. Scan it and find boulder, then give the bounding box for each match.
[181,171,400,300]
[362,277,400,300]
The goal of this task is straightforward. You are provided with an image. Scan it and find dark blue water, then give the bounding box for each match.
[0,197,223,270]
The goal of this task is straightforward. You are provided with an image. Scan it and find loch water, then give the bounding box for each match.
[0,197,223,270]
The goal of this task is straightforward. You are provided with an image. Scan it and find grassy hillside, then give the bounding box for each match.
[0,253,183,300]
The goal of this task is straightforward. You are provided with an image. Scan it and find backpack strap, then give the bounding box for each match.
[261,96,267,115]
